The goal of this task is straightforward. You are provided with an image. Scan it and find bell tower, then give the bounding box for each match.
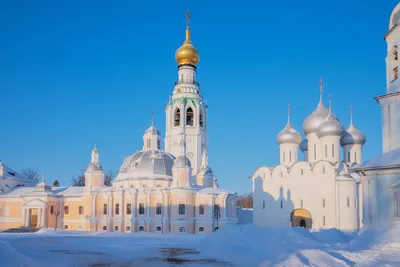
[377,3,400,152]
[165,10,208,175]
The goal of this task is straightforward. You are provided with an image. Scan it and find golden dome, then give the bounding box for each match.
[175,25,200,66]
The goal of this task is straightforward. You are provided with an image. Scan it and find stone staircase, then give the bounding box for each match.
[1,227,40,233]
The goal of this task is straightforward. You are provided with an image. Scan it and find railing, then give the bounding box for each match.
[174,80,200,87]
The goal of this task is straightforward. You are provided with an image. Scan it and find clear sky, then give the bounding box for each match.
[0,0,397,194]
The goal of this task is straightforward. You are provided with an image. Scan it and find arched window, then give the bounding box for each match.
[300,199,304,208]
[114,226,119,232]
[314,144,317,160]
[102,226,107,231]
[174,108,181,127]
[146,139,151,149]
[332,144,335,157]
[263,201,265,209]
[156,226,162,232]
[289,151,292,162]
[157,140,160,149]
[199,227,205,232]
[348,151,351,162]
[200,111,204,128]
[300,169,304,176]
[392,46,399,81]
[179,226,186,233]
[347,197,350,208]
[126,226,131,232]
[186,107,194,126]
[138,226,145,232]
[283,151,286,163]
[322,198,326,208]
[322,166,326,174]
[354,152,357,163]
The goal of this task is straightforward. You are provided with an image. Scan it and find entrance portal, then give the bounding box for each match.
[291,209,312,229]
[30,209,38,228]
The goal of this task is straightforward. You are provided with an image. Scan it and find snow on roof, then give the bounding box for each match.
[0,163,32,183]
[352,147,400,171]
[196,187,236,196]
[1,186,84,197]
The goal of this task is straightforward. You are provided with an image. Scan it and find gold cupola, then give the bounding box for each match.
[175,11,200,66]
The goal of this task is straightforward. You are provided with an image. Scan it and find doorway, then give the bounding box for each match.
[30,209,38,228]
[291,209,312,229]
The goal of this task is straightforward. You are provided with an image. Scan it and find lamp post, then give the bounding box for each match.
[213,194,221,231]
[54,211,60,230]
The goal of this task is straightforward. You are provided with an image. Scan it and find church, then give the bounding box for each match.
[0,13,238,234]
[251,3,400,232]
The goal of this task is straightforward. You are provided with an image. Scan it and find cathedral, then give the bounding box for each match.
[251,3,400,232]
[0,14,238,234]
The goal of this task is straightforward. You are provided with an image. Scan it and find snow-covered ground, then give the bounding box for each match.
[1,224,400,267]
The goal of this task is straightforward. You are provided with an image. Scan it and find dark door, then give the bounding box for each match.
[300,219,306,228]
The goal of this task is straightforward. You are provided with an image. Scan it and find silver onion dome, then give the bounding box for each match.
[174,156,192,168]
[303,101,336,136]
[86,162,103,172]
[341,123,366,146]
[145,125,161,136]
[300,139,308,152]
[276,122,302,145]
[198,166,214,175]
[316,113,345,138]
[115,149,176,181]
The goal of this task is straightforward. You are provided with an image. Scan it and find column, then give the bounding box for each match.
[131,190,137,232]
[41,208,46,228]
[120,191,124,231]
[145,190,151,232]
[37,208,42,228]
[108,192,112,231]
[162,190,170,234]
[223,194,228,219]
[25,209,30,227]
[24,208,29,227]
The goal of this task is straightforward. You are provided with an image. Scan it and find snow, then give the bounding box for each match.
[1,224,400,266]
[353,147,400,170]
[196,187,235,195]
[4,186,84,197]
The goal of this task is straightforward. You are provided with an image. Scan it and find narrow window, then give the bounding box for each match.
[199,227,205,232]
[102,226,107,231]
[114,226,119,232]
[280,200,283,209]
[322,166,326,174]
[314,144,317,160]
[126,226,131,231]
[179,204,186,215]
[199,204,205,215]
[156,226,162,232]
[103,204,107,215]
[174,108,181,127]
[138,226,145,232]
[300,169,304,176]
[348,151,351,162]
[323,216,326,226]
[283,151,286,163]
[139,203,145,215]
[50,206,54,215]
[301,199,304,208]
[64,206,69,215]
[325,145,327,157]
[395,193,399,217]
[263,201,266,210]
[64,225,69,230]
[354,152,357,163]
[200,112,204,128]
[156,203,162,215]
[157,140,160,150]
[289,151,292,162]
[347,197,350,208]
[332,144,335,158]
[394,66,399,81]
[146,139,151,149]
[115,203,120,215]
[79,206,84,215]
[126,203,132,215]
[322,198,326,208]
[186,107,194,126]
[179,227,186,233]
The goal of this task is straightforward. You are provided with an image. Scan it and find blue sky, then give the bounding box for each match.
[0,0,397,194]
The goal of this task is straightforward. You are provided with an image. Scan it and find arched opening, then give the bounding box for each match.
[291,209,312,229]
[392,46,399,81]
[186,107,194,126]
[200,110,204,128]
[174,108,181,127]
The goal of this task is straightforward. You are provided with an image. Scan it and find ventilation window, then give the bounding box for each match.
[199,227,205,232]
[174,108,181,127]
[186,107,194,126]
[138,226,145,232]
[156,226,162,232]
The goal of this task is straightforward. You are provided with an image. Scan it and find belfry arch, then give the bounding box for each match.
[291,209,312,229]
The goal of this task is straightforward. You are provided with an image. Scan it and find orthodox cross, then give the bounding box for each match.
[319,76,324,96]
[350,105,353,123]
[287,103,291,124]
[151,112,155,126]
[185,9,191,26]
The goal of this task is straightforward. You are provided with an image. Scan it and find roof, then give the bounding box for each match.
[0,163,33,183]
[1,186,84,197]
[196,187,236,196]
[352,147,400,171]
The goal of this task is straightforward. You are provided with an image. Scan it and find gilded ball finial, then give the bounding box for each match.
[175,9,200,66]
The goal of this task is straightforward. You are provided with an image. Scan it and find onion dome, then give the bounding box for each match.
[115,150,176,181]
[145,125,160,136]
[175,14,199,66]
[341,106,366,146]
[300,139,308,152]
[198,150,213,175]
[276,104,302,145]
[316,114,345,139]
[174,156,192,168]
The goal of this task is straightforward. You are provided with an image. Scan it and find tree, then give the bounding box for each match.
[71,169,85,187]
[104,170,116,187]
[236,193,253,209]
[21,168,40,182]
[53,180,60,187]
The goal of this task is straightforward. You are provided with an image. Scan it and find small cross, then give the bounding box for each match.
[185,9,191,26]
[151,112,155,126]
[319,76,324,95]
